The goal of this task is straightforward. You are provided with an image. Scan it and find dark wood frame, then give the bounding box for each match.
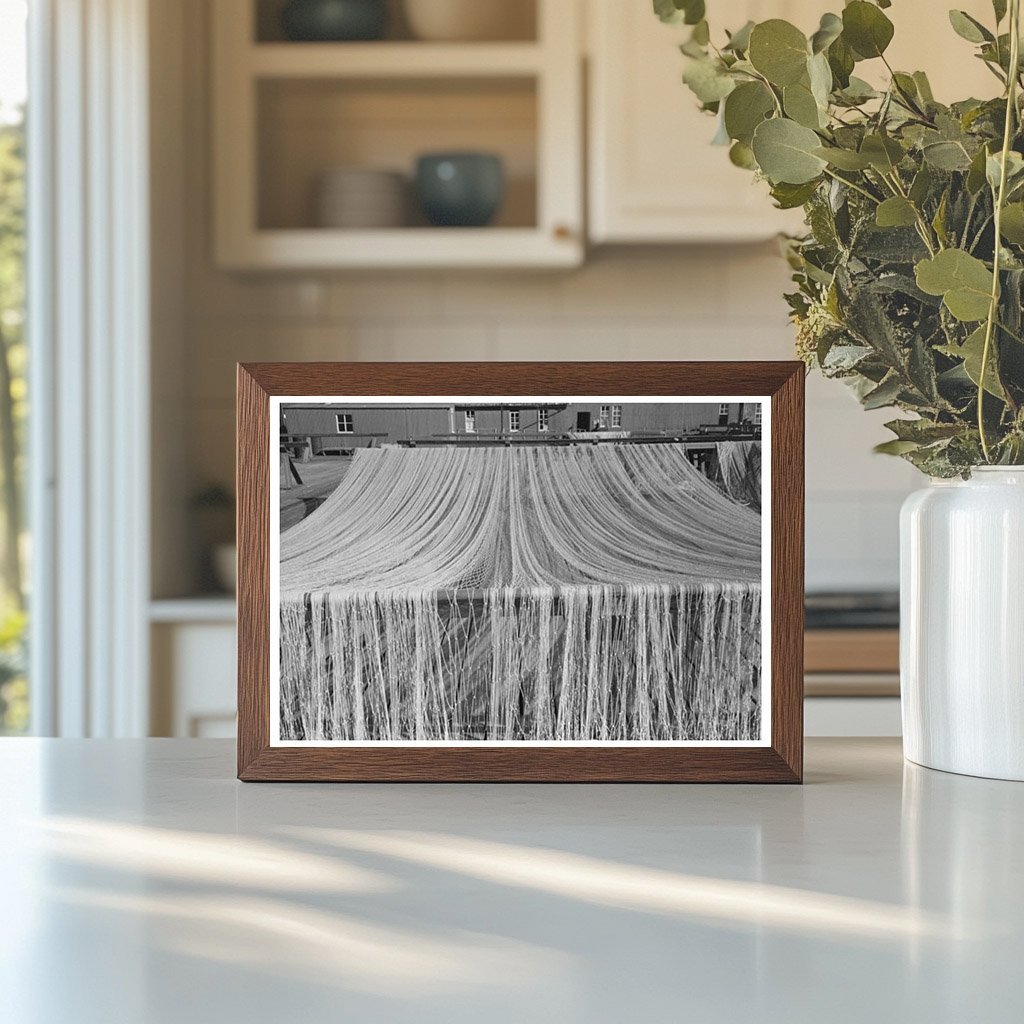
[237,362,804,782]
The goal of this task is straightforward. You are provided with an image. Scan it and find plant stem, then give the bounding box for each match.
[884,171,939,254]
[968,213,994,253]
[979,0,1021,462]
[962,191,980,248]
[997,318,1024,345]
[822,167,880,205]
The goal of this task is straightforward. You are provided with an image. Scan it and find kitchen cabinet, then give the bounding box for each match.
[211,0,583,269]
[586,0,998,244]
[150,600,237,738]
[587,0,813,243]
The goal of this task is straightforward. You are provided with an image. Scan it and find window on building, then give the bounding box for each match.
[538,408,549,432]
[508,409,520,433]
[465,409,476,433]
[611,405,622,428]
[336,413,353,433]
[754,404,762,426]
[718,403,729,425]
[600,404,610,426]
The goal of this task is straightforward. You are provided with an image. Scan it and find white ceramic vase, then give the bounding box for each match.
[901,467,1024,780]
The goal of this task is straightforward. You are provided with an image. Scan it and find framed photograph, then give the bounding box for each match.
[237,362,804,782]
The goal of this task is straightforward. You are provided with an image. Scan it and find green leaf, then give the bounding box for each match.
[682,57,736,104]
[913,71,935,104]
[810,12,843,54]
[932,190,950,246]
[948,10,994,44]
[653,0,681,23]
[724,20,755,53]
[1000,203,1024,244]
[862,374,903,409]
[723,81,775,144]
[814,146,872,170]
[939,325,1006,398]
[944,289,993,324]
[993,0,1008,24]
[807,51,833,109]
[967,144,991,193]
[876,197,918,228]
[915,249,994,322]
[784,81,824,129]
[837,76,879,104]
[909,164,933,205]
[908,334,941,403]
[748,20,809,86]
[770,180,820,209]
[875,439,922,455]
[979,32,1015,74]
[922,140,973,171]
[729,140,757,169]
[653,0,705,26]
[684,2,706,27]
[891,72,922,108]
[842,1,895,59]
[827,35,856,88]
[986,150,1024,191]
[884,418,963,443]
[751,118,828,184]
[860,133,904,173]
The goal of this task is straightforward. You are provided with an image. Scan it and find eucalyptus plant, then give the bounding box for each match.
[657,0,1024,475]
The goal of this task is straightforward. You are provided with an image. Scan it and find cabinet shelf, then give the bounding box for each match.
[218,226,580,270]
[249,42,544,79]
[212,0,582,269]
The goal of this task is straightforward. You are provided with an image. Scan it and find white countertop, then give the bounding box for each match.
[1,738,1020,1023]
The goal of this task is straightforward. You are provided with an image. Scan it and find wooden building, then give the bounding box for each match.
[281,401,760,454]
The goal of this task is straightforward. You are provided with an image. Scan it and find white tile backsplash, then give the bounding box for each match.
[182,252,917,593]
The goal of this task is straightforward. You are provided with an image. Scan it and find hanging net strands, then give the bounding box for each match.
[280,443,762,743]
[716,440,762,513]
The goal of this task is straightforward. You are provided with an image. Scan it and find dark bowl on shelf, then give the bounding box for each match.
[415,152,505,228]
[280,0,388,42]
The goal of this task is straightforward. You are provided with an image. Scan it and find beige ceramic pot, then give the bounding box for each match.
[403,0,534,41]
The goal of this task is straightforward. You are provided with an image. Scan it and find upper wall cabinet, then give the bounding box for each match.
[212,0,583,269]
[586,0,998,245]
[587,0,817,244]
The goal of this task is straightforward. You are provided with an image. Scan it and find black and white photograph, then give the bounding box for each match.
[271,397,768,745]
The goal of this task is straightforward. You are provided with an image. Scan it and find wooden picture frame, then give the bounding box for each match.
[237,362,804,782]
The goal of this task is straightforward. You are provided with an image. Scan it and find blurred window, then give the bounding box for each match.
[0,0,27,734]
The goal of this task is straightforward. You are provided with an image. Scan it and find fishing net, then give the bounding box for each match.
[280,443,762,742]
[716,440,762,513]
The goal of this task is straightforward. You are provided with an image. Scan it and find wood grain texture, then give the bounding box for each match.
[804,629,899,674]
[237,361,805,783]
[237,365,271,778]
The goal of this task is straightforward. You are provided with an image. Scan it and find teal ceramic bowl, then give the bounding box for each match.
[281,0,388,42]
[415,152,505,228]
